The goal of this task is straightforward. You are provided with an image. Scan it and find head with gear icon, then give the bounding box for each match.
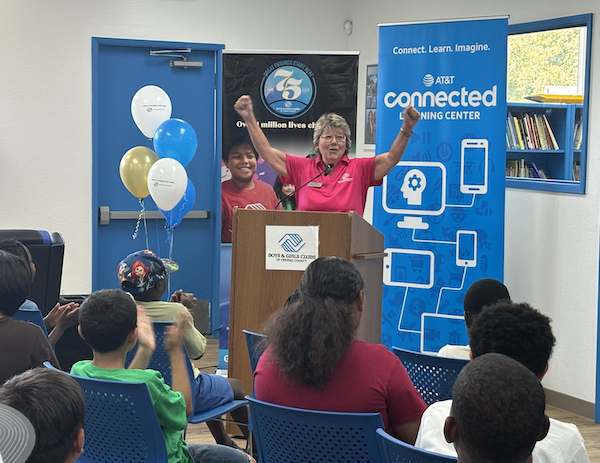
[401,169,427,205]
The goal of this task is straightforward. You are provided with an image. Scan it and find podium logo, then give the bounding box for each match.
[278,233,306,253]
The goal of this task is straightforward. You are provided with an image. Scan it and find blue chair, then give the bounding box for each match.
[392,347,469,406]
[125,321,190,387]
[242,329,267,374]
[12,306,49,338]
[376,428,457,463]
[125,322,248,429]
[70,374,168,463]
[246,395,386,463]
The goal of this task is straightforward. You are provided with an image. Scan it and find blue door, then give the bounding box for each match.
[92,38,223,332]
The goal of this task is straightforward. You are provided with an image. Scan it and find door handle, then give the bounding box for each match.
[99,206,209,225]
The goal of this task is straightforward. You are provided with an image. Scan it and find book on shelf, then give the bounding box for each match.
[506,159,549,180]
[573,161,581,181]
[526,161,542,178]
[523,114,536,149]
[541,114,559,150]
[511,115,525,149]
[573,117,583,150]
[506,111,559,151]
[506,113,518,149]
[534,114,549,150]
[506,159,519,177]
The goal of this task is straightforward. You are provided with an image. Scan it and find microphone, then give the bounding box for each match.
[275,163,334,210]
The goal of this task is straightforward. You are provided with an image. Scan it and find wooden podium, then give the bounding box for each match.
[228,208,385,395]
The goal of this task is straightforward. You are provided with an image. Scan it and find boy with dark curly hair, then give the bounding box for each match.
[417,301,589,463]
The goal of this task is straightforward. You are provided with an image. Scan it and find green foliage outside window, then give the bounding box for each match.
[507,28,581,102]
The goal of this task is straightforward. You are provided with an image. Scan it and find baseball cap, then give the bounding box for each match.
[0,404,35,463]
[117,250,176,295]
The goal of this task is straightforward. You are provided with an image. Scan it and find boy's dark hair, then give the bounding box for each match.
[0,239,30,265]
[451,353,545,463]
[469,301,555,377]
[0,249,31,316]
[463,278,510,317]
[222,141,258,162]
[0,367,85,463]
[79,289,137,353]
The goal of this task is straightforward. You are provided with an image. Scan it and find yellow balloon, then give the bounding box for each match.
[119,147,159,198]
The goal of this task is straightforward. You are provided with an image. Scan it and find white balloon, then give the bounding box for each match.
[147,158,188,211]
[131,85,172,138]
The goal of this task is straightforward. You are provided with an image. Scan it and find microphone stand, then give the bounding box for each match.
[274,163,333,210]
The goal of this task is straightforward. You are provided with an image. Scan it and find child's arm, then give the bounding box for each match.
[128,307,156,370]
[165,313,193,416]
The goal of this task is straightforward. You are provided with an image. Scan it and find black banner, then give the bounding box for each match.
[223,52,359,184]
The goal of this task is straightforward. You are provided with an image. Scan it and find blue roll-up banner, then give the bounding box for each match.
[374,17,508,353]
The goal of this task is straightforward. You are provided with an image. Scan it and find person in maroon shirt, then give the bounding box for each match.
[221,142,279,243]
[254,256,427,444]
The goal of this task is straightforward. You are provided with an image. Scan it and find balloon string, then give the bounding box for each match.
[143,202,149,250]
[165,221,172,245]
[167,226,174,296]
[132,199,145,240]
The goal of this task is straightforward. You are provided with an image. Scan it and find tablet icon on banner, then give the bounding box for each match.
[279,233,305,253]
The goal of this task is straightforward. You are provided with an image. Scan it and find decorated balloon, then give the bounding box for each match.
[160,179,196,227]
[153,118,198,167]
[119,146,159,198]
[131,85,172,138]
[147,158,188,211]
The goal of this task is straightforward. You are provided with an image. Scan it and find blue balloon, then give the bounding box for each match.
[153,118,198,167]
[159,179,196,227]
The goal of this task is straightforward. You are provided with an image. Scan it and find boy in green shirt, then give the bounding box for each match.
[72,289,252,463]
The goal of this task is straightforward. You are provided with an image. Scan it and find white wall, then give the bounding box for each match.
[0,0,350,294]
[348,0,600,404]
[0,0,597,404]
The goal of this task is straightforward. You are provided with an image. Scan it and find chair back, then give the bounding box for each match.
[242,329,267,373]
[125,321,248,428]
[0,229,64,316]
[246,396,385,463]
[376,428,457,463]
[70,374,168,463]
[125,321,194,389]
[12,306,49,338]
[392,347,469,406]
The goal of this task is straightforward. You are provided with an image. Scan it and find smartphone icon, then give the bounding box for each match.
[456,230,477,267]
[460,139,488,194]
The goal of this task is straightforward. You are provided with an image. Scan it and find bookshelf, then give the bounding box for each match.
[505,102,583,193]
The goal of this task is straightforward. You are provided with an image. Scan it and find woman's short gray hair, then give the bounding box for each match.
[312,113,352,155]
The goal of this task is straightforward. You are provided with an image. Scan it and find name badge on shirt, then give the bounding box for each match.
[309,182,322,188]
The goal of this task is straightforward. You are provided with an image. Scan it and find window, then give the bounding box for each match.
[506,14,592,193]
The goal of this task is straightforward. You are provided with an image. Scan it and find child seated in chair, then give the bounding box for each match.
[0,250,60,384]
[0,239,80,347]
[0,367,85,463]
[117,250,249,449]
[417,301,589,463]
[444,352,549,463]
[72,289,253,463]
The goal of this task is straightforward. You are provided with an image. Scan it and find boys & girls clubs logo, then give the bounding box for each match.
[261,60,317,119]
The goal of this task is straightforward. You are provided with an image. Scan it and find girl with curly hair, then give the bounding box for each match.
[254,256,426,444]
